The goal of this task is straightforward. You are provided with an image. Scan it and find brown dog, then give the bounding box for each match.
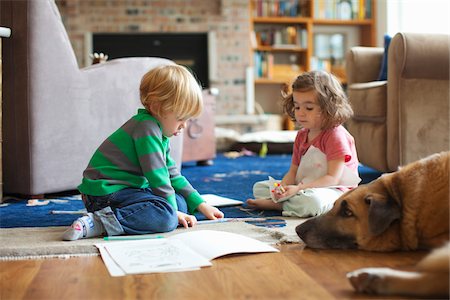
[296,151,449,297]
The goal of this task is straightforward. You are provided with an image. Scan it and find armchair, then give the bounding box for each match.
[346,32,449,172]
[1,0,183,196]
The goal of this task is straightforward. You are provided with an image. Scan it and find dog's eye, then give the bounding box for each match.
[343,208,353,217]
[340,200,354,218]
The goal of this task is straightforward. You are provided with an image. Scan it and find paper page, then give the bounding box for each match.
[201,194,242,207]
[98,238,212,275]
[96,244,126,277]
[170,230,279,261]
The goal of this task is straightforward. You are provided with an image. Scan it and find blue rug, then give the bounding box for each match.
[0,154,382,228]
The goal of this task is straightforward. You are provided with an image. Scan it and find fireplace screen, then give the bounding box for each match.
[92,33,209,88]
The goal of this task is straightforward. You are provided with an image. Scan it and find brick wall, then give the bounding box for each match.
[56,0,251,115]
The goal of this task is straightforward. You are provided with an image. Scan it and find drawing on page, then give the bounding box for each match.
[107,240,185,271]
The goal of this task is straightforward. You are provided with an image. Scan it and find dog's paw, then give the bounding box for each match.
[347,268,392,294]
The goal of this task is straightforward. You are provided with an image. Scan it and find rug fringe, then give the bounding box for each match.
[0,252,99,261]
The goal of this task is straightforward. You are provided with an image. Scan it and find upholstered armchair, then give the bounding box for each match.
[346,32,449,172]
[1,0,183,196]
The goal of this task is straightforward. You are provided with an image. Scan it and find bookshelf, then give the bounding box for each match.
[249,0,376,119]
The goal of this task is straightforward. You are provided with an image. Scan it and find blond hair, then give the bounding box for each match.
[282,70,353,130]
[140,64,203,120]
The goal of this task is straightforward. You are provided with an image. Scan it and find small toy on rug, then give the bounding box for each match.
[223,148,256,159]
[26,199,70,206]
[27,199,50,206]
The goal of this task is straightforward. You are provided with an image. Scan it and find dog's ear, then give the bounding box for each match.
[366,194,401,236]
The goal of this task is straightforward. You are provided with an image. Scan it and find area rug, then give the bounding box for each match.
[0,217,305,261]
[0,154,381,228]
[0,154,381,260]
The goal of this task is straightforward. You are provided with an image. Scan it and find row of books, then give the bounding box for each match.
[253,0,372,20]
[253,52,304,80]
[253,27,308,48]
[254,52,274,78]
[314,0,372,20]
[253,0,308,18]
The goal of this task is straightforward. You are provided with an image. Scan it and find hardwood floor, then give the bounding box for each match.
[0,244,427,300]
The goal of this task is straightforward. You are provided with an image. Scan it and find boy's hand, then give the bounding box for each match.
[197,202,225,220]
[177,211,197,228]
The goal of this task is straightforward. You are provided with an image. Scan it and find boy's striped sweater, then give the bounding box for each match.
[78,109,203,213]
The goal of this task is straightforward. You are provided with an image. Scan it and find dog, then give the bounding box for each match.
[296,151,449,297]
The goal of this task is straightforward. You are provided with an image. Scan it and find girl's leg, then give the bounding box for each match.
[252,180,272,199]
[246,180,283,210]
[246,199,283,210]
[282,188,343,217]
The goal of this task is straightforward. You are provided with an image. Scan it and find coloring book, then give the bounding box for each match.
[97,230,279,276]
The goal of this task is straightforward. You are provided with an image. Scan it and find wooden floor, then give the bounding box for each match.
[0,243,427,300]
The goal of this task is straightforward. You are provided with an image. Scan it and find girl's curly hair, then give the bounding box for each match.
[281,70,353,130]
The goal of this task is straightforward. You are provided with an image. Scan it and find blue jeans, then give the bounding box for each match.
[82,188,188,235]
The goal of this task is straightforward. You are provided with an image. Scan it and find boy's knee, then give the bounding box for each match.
[151,214,178,232]
[146,203,178,232]
[118,199,179,234]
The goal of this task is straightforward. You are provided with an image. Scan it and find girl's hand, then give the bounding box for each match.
[177,211,197,228]
[197,202,225,220]
[274,184,301,200]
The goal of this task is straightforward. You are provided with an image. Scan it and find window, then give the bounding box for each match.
[387,0,450,35]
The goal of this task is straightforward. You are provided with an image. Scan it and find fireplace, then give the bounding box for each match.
[91,32,210,88]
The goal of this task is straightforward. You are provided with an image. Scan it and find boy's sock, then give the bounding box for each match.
[62,213,105,241]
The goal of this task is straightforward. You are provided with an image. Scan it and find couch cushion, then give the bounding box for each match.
[348,81,387,122]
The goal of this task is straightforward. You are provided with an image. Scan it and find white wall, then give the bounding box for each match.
[376,0,388,46]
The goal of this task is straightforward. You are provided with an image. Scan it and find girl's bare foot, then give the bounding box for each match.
[246,198,283,210]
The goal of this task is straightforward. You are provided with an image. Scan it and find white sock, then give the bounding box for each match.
[62,213,105,241]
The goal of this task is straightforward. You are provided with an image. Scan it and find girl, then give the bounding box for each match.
[246,70,361,217]
[64,65,224,241]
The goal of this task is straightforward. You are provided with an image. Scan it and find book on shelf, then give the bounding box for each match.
[97,230,279,276]
[314,0,371,20]
[254,52,274,79]
[253,0,304,18]
[250,30,258,48]
[255,26,307,48]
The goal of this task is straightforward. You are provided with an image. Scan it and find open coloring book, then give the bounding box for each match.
[96,230,279,276]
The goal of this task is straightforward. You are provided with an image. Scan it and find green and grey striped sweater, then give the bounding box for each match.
[78,109,204,214]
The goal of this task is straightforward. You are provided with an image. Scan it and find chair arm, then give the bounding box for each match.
[346,47,384,84]
[388,32,450,81]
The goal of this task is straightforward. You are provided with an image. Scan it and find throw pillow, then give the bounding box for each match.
[377,34,392,81]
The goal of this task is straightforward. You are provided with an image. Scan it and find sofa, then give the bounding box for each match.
[1,0,183,197]
[346,32,449,172]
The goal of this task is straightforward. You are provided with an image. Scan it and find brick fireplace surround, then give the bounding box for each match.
[57,0,251,117]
